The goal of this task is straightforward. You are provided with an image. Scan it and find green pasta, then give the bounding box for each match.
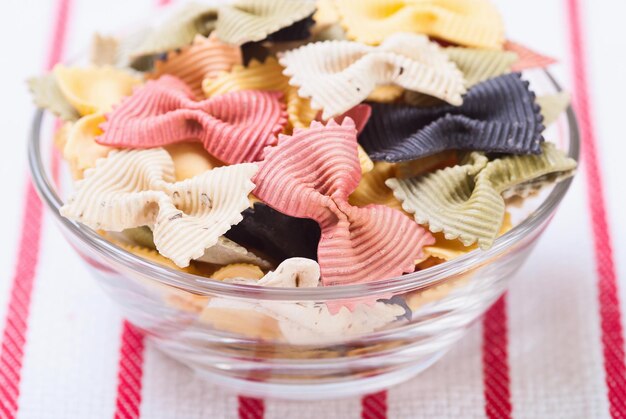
[386,143,577,249]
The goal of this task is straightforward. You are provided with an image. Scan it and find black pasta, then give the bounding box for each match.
[225,203,321,263]
[359,73,545,163]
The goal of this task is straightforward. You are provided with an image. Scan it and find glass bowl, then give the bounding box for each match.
[28,69,579,400]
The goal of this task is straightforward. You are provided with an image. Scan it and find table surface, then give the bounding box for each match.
[1,0,625,418]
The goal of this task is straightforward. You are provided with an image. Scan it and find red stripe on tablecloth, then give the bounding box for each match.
[113,322,146,419]
[361,391,388,419]
[0,1,71,418]
[45,0,71,70]
[238,396,265,419]
[565,0,626,416]
[482,295,512,419]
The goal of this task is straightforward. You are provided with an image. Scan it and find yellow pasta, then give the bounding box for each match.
[358,147,375,174]
[349,162,405,211]
[314,0,341,27]
[53,122,73,153]
[405,275,470,311]
[334,0,506,49]
[367,85,404,103]
[212,263,265,281]
[53,65,142,116]
[63,113,112,179]
[422,213,512,262]
[100,232,212,314]
[395,152,459,179]
[164,143,223,181]
[203,57,317,131]
[125,245,200,274]
[200,302,282,339]
[104,234,200,274]
[166,291,210,314]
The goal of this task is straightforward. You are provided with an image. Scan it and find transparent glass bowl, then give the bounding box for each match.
[28,70,579,400]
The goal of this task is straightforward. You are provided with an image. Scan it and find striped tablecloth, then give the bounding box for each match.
[1,0,624,417]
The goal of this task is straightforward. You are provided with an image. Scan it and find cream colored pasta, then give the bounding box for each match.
[61,148,257,267]
[279,33,465,119]
[27,73,79,121]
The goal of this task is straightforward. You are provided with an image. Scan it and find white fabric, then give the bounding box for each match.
[0,0,624,418]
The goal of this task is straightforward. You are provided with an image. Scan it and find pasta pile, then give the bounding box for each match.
[29,0,575,295]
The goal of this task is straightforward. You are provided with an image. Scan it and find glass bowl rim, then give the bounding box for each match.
[28,70,580,301]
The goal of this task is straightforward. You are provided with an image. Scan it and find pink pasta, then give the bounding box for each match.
[253,118,434,286]
[97,75,287,164]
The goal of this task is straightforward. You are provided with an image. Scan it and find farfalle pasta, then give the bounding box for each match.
[212,263,265,281]
[197,236,271,268]
[147,34,242,98]
[212,298,406,344]
[279,32,466,118]
[348,162,404,212]
[225,203,321,263]
[265,15,315,43]
[53,65,141,115]
[118,226,157,250]
[394,152,459,179]
[252,119,434,285]
[164,143,223,181]
[386,143,577,249]
[132,0,316,60]
[63,113,112,179]
[202,57,316,130]
[360,73,545,162]
[419,213,513,263]
[105,237,202,275]
[61,148,257,267]
[28,74,79,121]
[334,0,506,49]
[33,65,144,179]
[214,0,317,45]
[132,2,217,58]
[204,257,407,344]
[96,75,287,164]
[406,41,552,109]
[444,47,518,87]
[537,92,571,126]
[505,40,557,71]
[29,0,577,328]
[224,258,321,288]
[404,47,518,105]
